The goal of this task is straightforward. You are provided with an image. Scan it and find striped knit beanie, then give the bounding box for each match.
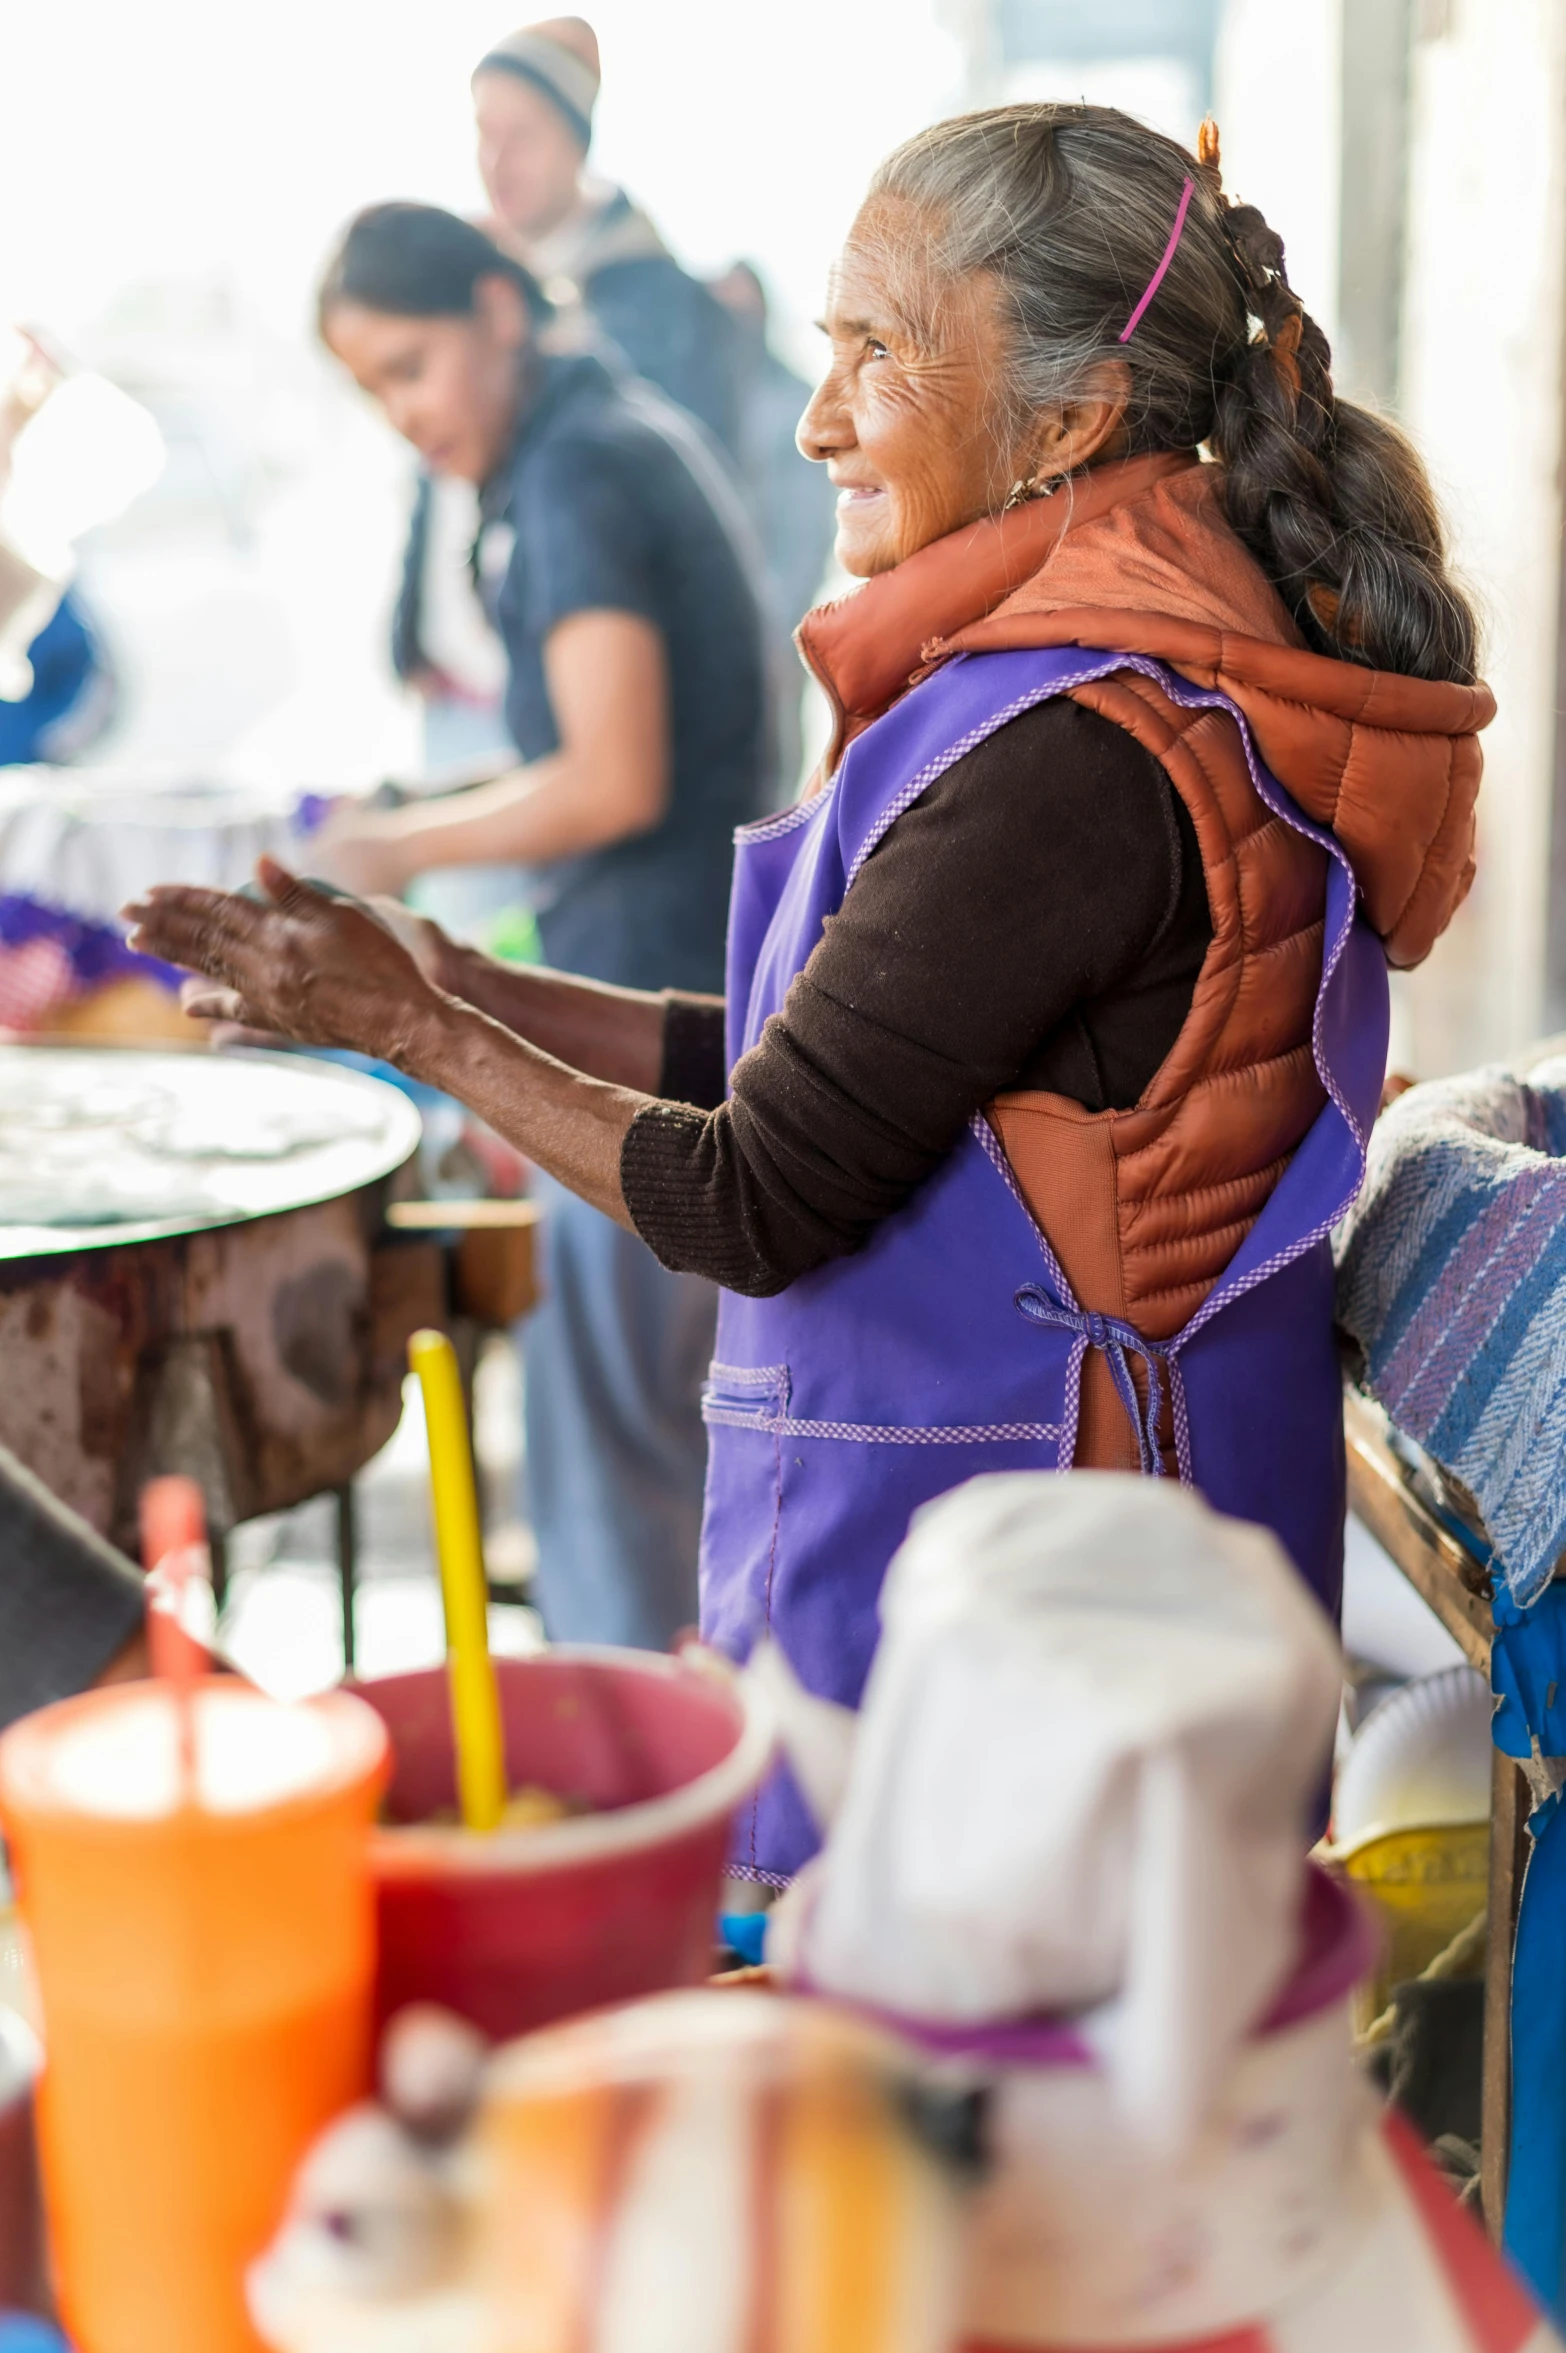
[474,18,601,150]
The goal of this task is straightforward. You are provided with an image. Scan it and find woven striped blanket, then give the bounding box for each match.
[1334,1059,1566,1607]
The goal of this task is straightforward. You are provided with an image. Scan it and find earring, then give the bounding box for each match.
[1002,470,1058,511]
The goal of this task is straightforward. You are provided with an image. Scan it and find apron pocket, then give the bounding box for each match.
[700,1360,789,1433]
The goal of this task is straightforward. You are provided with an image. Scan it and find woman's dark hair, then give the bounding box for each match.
[869,108,1479,685]
[317,201,553,338]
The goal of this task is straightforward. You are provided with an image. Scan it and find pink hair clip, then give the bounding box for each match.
[1118,175,1195,343]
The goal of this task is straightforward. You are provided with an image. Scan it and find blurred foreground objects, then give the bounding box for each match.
[0,1671,387,2352]
[250,1990,964,2353]
[758,1472,1556,2351]
[252,1474,1555,2352]
[0,2007,47,2324]
[766,1473,1343,2141]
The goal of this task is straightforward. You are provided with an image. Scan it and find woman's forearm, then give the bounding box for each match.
[320,752,665,898]
[364,762,576,874]
[324,614,671,893]
[436,952,699,1095]
[404,992,649,1225]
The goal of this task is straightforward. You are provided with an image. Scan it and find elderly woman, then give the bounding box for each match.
[129,107,1491,1886]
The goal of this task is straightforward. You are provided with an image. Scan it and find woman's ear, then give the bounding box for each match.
[1032,359,1132,478]
[475,271,530,355]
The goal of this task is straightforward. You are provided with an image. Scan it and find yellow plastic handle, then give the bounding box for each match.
[408,1329,507,1831]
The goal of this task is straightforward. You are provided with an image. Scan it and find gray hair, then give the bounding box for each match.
[866,106,1479,686]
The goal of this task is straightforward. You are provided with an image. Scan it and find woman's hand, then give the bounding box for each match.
[123,857,450,1067]
[366,896,469,996]
[132,859,650,1229]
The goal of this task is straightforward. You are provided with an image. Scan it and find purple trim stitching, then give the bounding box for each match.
[843,654,1150,889]
[733,773,841,847]
[726,1862,792,1890]
[1172,1355,1195,1481]
[950,656,1374,1363]
[969,1111,1080,1305]
[1151,667,1365,1154]
[701,1359,1057,1446]
[702,1404,1060,1445]
[1060,1332,1087,1469]
[790,1416,1059,1443]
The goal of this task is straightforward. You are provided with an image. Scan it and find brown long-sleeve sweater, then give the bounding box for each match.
[619,696,1213,1296]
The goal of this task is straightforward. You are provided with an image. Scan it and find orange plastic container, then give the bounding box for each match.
[0,1680,388,2353]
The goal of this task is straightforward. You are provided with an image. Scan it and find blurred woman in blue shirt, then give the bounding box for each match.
[316,202,770,1649]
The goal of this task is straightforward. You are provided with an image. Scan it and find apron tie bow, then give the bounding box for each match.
[1014,1285,1181,1478]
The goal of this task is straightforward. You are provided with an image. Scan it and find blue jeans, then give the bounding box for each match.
[520,1173,716,1650]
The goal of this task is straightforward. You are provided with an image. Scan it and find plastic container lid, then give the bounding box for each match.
[0,1684,386,1821]
[1333,1664,1492,1844]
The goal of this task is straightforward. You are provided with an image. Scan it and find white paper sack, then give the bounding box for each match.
[790,1473,1343,2147]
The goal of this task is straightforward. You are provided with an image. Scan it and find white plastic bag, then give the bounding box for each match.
[784,1472,1342,2147]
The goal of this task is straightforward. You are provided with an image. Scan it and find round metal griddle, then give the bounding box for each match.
[0,1046,435,1547]
[0,1046,421,1257]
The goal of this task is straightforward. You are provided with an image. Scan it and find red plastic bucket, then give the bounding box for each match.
[355,1647,772,2040]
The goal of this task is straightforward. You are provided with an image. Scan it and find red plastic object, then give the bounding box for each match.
[141,1474,211,1692]
[139,1474,205,1570]
[355,1647,772,2040]
[0,2009,46,2318]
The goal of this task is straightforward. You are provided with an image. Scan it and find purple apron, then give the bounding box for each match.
[701,646,1389,1883]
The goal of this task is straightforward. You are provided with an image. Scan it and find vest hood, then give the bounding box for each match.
[798,451,1494,969]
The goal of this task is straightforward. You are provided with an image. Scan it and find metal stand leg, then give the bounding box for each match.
[336,1483,357,1677]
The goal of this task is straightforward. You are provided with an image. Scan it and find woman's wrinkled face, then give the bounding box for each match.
[324,278,527,486]
[798,195,1020,577]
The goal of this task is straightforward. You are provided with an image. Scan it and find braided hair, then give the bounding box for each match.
[867,107,1479,685]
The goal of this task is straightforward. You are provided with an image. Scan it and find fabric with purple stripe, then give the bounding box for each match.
[1335,1061,1566,1604]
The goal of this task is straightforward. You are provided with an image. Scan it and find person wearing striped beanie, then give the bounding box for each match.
[471,17,741,453]
[472,19,602,249]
